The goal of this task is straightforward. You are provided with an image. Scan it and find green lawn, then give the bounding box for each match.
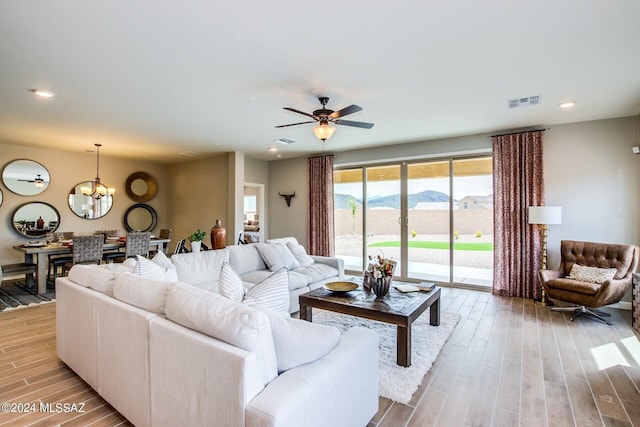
[368,240,494,251]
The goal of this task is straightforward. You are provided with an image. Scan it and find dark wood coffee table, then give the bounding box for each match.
[299,284,441,367]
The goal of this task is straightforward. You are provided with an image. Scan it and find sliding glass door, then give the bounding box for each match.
[334,155,493,288]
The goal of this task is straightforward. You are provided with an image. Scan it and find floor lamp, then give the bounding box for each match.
[528,206,562,306]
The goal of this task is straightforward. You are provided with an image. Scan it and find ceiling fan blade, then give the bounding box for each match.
[17,179,34,182]
[275,121,316,128]
[330,104,362,119]
[334,119,374,129]
[283,107,316,119]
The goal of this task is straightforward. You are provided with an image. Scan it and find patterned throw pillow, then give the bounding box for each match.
[135,255,167,280]
[219,262,244,302]
[568,264,617,284]
[243,268,289,317]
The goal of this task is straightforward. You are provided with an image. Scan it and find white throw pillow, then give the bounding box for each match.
[273,244,301,270]
[568,264,617,284]
[255,243,284,271]
[219,262,244,302]
[286,242,315,267]
[243,268,290,317]
[152,251,178,281]
[255,305,340,373]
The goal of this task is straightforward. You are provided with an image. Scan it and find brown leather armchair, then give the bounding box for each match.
[539,240,639,324]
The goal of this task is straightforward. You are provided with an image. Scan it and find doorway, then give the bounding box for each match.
[333,156,493,287]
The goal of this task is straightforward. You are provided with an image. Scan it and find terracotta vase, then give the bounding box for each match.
[371,276,392,298]
[210,220,226,249]
[36,216,44,229]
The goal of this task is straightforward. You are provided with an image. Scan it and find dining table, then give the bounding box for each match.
[12,238,171,294]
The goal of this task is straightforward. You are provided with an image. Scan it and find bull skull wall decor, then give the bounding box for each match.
[279,192,296,207]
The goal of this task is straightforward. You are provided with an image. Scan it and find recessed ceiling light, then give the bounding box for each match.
[268,147,278,152]
[31,89,55,98]
[559,101,576,109]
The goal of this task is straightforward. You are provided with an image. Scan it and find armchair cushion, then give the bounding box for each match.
[568,264,616,284]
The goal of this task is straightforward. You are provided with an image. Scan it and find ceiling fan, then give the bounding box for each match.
[276,96,374,141]
[18,174,45,188]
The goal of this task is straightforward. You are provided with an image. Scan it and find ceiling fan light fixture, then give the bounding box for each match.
[33,174,44,188]
[313,123,336,142]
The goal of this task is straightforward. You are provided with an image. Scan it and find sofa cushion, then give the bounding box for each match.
[68,264,116,296]
[568,264,617,284]
[219,262,244,302]
[227,244,267,275]
[165,282,278,386]
[243,268,290,317]
[171,249,229,291]
[105,257,136,273]
[288,270,310,291]
[287,242,315,267]
[293,263,340,284]
[113,272,174,316]
[266,237,298,245]
[255,305,340,373]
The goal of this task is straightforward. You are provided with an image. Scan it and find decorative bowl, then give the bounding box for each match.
[324,281,359,294]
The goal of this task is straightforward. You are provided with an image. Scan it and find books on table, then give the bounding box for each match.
[394,282,436,293]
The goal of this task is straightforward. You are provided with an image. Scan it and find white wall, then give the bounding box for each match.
[268,157,308,245]
[544,116,640,267]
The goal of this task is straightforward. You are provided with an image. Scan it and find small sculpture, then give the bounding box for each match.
[279,192,296,207]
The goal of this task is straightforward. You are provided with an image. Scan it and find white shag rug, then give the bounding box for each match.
[313,308,460,404]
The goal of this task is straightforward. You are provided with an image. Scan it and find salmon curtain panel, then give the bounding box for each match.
[307,154,335,257]
[492,130,545,299]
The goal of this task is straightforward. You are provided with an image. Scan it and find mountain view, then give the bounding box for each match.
[334,190,451,210]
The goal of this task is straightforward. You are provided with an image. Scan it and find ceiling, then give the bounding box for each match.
[1,1,639,164]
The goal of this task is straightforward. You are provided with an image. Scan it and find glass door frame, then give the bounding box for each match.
[334,153,492,288]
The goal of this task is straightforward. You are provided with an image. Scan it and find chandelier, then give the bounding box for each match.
[81,143,115,199]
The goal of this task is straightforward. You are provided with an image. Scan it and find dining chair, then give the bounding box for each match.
[106,232,151,263]
[60,235,105,277]
[48,231,75,282]
[149,228,172,257]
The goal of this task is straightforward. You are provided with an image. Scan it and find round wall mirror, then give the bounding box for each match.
[68,181,114,219]
[11,202,60,238]
[124,203,157,232]
[125,171,157,202]
[2,159,51,196]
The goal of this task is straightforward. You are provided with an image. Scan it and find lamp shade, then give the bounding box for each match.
[312,123,336,141]
[528,206,562,225]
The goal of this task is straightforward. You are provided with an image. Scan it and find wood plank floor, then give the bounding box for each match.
[1,287,639,426]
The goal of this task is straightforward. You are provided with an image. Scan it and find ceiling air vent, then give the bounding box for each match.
[274,138,296,145]
[508,95,540,109]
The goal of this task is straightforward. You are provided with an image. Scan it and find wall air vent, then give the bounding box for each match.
[508,95,540,109]
[274,138,296,145]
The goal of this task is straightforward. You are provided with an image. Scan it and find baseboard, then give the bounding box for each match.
[611,301,631,311]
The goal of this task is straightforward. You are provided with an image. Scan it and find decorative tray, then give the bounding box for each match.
[324,281,359,294]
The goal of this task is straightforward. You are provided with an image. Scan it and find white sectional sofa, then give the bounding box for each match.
[56,265,378,427]
[171,237,344,313]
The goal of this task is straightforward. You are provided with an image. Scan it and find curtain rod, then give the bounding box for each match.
[489,128,549,138]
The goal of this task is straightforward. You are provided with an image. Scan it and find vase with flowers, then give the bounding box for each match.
[365,253,396,298]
